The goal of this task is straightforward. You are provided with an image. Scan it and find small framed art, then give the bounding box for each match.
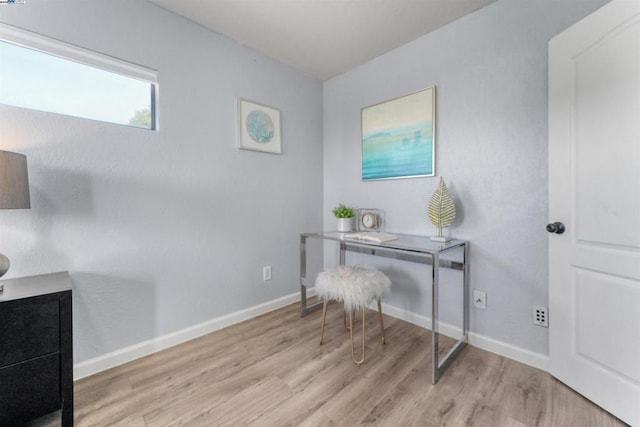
[238,98,282,154]
[361,86,436,180]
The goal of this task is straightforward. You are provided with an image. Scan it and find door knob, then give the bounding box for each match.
[546,222,565,234]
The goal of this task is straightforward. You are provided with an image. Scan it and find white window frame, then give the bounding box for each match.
[0,23,159,130]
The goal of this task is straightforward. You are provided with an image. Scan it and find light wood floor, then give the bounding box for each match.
[65,301,626,427]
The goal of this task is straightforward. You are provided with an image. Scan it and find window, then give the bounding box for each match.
[0,23,158,130]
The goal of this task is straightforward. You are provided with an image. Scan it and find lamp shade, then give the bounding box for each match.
[0,150,30,209]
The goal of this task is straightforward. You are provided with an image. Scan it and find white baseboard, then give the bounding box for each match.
[380,302,549,372]
[73,290,305,380]
[74,288,548,380]
[467,329,549,372]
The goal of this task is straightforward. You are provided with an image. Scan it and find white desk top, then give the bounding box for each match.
[0,271,71,302]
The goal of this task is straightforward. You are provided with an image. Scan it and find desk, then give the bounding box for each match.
[299,231,468,384]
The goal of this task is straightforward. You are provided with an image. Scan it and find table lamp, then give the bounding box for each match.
[0,150,31,292]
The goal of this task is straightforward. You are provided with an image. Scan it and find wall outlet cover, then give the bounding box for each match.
[262,265,272,281]
[473,290,486,310]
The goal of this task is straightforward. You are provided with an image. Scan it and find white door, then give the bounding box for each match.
[548,1,640,425]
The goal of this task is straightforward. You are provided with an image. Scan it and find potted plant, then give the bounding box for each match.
[332,203,355,232]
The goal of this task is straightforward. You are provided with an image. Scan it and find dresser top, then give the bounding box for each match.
[0,271,71,302]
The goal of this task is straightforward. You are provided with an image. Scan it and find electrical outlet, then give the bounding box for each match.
[533,306,548,327]
[262,265,272,281]
[473,290,486,310]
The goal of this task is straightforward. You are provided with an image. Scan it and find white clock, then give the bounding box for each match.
[357,208,382,232]
[362,212,377,229]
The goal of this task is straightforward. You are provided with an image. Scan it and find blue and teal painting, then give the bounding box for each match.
[361,88,435,180]
[362,124,433,180]
[246,110,274,144]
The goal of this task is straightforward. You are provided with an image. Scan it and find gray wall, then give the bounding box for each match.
[323,0,608,356]
[0,0,323,363]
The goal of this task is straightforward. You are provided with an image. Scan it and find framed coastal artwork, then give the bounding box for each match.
[361,86,436,180]
[238,98,282,154]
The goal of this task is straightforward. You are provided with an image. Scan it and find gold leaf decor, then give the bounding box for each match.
[428,177,456,241]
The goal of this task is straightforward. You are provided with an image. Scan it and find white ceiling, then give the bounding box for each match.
[147,0,496,80]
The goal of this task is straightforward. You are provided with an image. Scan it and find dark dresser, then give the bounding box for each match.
[0,272,73,426]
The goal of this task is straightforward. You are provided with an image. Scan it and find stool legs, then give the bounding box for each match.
[377,299,386,345]
[349,308,366,366]
[319,299,387,365]
[319,300,328,345]
[319,301,355,345]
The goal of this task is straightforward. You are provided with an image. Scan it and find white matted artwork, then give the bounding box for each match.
[361,86,435,180]
[238,98,282,154]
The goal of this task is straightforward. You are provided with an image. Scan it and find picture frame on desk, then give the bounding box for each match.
[356,208,383,232]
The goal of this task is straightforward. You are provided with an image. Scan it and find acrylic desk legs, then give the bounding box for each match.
[299,233,469,384]
[431,244,469,384]
[300,235,349,317]
[299,234,323,316]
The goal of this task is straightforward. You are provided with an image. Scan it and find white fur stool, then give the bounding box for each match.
[315,265,391,365]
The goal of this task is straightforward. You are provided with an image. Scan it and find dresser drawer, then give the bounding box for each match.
[0,353,61,426]
[0,295,60,367]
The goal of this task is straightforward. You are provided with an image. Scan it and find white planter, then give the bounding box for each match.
[336,217,354,232]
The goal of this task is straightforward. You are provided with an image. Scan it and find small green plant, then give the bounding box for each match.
[332,203,355,218]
